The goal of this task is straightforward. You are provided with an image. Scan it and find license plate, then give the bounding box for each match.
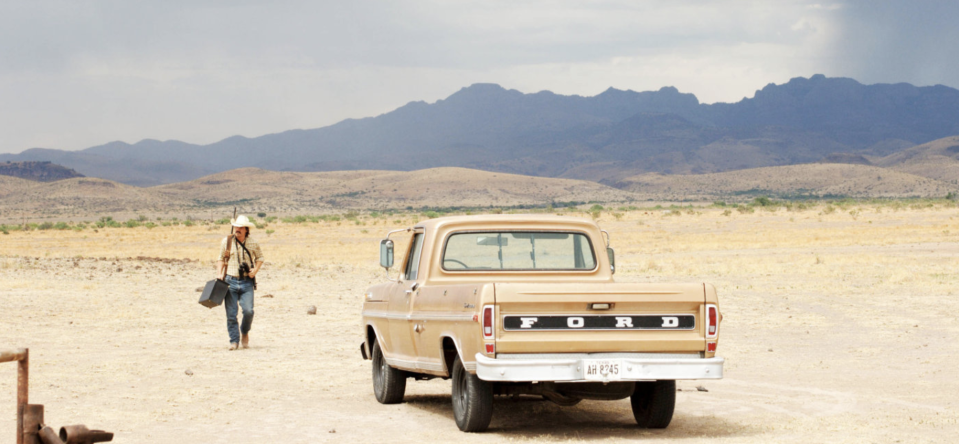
[583,359,622,381]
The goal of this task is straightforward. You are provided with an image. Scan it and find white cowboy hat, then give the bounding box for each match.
[232,215,256,229]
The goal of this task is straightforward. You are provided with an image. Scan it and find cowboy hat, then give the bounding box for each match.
[232,215,256,229]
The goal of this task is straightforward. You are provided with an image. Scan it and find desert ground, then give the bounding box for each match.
[2,203,958,443]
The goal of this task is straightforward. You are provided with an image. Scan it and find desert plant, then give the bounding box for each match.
[266,229,275,236]
[257,212,267,218]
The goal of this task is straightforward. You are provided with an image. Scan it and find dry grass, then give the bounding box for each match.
[1,204,958,442]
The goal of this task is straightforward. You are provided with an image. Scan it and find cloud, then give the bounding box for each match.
[0,0,954,153]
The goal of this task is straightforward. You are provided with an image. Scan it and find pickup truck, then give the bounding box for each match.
[360,215,723,432]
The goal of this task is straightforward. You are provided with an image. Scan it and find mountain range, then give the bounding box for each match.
[2,74,958,187]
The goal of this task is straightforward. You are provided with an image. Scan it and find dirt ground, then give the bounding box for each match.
[2,205,958,443]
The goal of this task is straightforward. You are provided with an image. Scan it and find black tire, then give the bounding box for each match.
[630,380,676,428]
[451,356,493,432]
[372,341,406,404]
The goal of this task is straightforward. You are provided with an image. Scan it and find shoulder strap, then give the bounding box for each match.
[236,238,255,263]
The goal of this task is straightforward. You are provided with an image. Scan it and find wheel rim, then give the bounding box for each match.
[373,348,385,395]
[454,369,468,415]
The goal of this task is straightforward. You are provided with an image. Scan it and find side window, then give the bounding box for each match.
[404,233,425,281]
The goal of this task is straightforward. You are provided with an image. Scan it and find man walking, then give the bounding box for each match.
[216,215,265,350]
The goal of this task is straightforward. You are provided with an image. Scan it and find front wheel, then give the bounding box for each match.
[630,380,675,428]
[451,356,493,432]
[372,341,406,404]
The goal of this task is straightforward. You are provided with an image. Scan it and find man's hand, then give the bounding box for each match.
[217,273,226,281]
[248,270,257,279]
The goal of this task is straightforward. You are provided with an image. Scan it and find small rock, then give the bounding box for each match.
[307,305,317,315]
[184,369,193,376]
[696,386,708,392]
[262,294,274,298]
[768,348,773,352]
[329,429,335,434]
[195,287,204,292]
[116,268,123,272]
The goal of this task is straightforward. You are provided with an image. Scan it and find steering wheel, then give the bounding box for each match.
[444,258,470,269]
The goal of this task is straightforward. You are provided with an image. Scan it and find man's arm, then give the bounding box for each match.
[249,260,264,278]
[217,260,227,280]
[216,237,228,280]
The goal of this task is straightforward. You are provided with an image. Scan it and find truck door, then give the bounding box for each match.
[386,232,425,365]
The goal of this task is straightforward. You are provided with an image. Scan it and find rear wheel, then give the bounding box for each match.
[451,356,493,432]
[630,380,675,428]
[372,341,406,404]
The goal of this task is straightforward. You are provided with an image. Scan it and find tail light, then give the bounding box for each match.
[482,305,494,338]
[705,304,719,339]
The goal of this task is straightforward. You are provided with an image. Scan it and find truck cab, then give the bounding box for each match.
[361,215,723,432]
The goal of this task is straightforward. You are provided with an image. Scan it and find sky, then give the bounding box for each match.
[1,0,957,153]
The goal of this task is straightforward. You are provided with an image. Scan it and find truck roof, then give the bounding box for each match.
[412,214,600,232]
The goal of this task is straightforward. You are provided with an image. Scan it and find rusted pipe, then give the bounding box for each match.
[59,425,114,444]
[38,427,64,444]
[0,349,28,363]
[1,348,30,444]
[21,404,43,444]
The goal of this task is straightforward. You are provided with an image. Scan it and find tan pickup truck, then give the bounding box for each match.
[360,215,723,432]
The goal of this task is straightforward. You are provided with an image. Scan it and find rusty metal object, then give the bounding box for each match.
[58,425,114,444]
[38,427,64,444]
[22,404,43,444]
[1,348,29,444]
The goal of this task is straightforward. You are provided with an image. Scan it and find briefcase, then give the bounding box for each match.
[199,279,229,308]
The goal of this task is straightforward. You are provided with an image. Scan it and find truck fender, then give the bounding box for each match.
[439,335,467,377]
[364,323,388,360]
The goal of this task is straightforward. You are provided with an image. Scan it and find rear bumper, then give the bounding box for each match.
[474,353,724,382]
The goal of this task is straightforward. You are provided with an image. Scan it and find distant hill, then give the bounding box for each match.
[3,75,959,185]
[0,161,84,182]
[617,164,955,199]
[0,175,36,199]
[0,177,191,215]
[875,136,959,184]
[152,167,638,209]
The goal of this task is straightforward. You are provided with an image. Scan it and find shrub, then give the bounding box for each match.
[736,205,754,214]
[38,222,54,230]
[184,220,195,227]
[722,209,732,216]
[145,222,157,229]
[265,216,277,223]
[257,212,267,218]
[266,229,275,236]
[215,218,231,225]
[713,201,727,207]
[138,214,148,222]
[124,219,141,228]
[54,222,70,230]
[753,196,774,207]
[589,204,604,212]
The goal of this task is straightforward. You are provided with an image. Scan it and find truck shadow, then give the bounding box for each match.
[403,394,760,439]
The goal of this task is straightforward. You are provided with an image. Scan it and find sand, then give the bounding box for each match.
[1,204,958,442]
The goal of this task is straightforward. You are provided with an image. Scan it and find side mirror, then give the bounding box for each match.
[380,239,394,268]
[607,247,615,274]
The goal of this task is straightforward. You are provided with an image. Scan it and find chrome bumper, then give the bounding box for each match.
[474,353,724,382]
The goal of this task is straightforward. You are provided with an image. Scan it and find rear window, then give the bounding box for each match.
[442,231,596,271]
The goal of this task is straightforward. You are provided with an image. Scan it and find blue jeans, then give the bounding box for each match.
[224,276,254,344]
